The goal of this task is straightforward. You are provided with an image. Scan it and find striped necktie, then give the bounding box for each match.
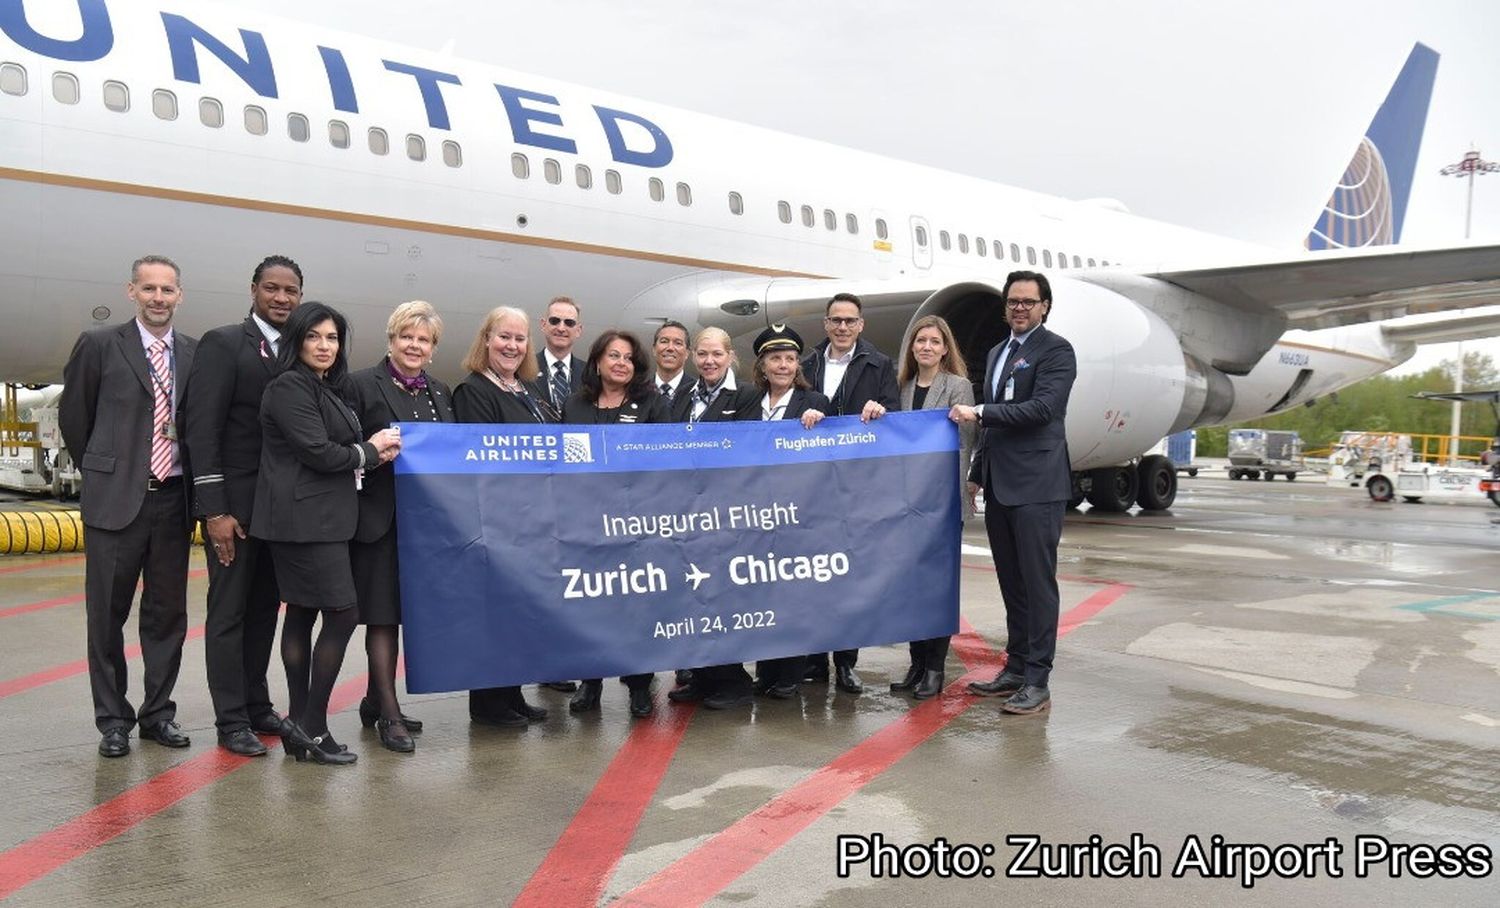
[551,360,569,410]
[992,338,1020,400]
[147,339,174,481]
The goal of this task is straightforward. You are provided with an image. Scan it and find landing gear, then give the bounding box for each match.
[1085,466,1137,512]
[1135,454,1177,510]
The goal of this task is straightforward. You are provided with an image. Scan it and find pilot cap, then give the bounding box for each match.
[753,323,804,357]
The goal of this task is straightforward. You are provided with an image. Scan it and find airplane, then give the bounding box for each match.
[2,0,1499,511]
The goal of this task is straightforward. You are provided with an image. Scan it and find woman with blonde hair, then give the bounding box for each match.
[891,314,975,700]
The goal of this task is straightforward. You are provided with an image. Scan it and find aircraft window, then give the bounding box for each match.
[778,201,792,224]
[939,230,951,251]
[243,105,267,135]
[368,127,388,155]
[993,240,1003,259]
[728,191,744,215]
[676,182,692,206]
[846,213,858,234]
[406,134,426,161]
[876,218,888,240]
[823,209,836,231]
[288,113,310,143]
[1026,246,1036,265]
[199,97,223,128]
[605,169,622,194]
[103,80,129,112]
[648,177,664,202]
[1102,259,1110,266]
[1087,257,1096,267]
[328,120,350,149]
[1042,250,1053,267]
[0,63,24,96]
[575,164,592,188]
[800,205,814,227]
[915,225,928,246]
[511,152,529,178]
[1055,250,1065,268]
[52,72,79,104]
[1073,255,1082,268]
[958,234,970,254]
[544,158,561,184]
[151,89,177,120]
[1010,243,1020,261]
[976,236,987,257]
[442,141,462,167]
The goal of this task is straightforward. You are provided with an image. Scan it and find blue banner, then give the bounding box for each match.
[393,410,961,693]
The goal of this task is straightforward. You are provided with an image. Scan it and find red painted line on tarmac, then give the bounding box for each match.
[0,569,209,620]
[617,588,1129,906]
[0,555,87,575]
[0,670,371,899]
[513,695,697,908]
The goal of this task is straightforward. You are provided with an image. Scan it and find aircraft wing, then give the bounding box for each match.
[1140,243,1500,329]
[1381,310,1500,346]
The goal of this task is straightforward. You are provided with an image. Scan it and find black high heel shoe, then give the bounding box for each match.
[569,680,603,713]
[309,732,358,766]
[359,697,423,734]
[279,718,319,761]
[376,718,415,753]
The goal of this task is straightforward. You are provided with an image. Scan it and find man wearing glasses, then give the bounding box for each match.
[799,291,901,694]
[950,270,1077,716]
[537,296,585,414]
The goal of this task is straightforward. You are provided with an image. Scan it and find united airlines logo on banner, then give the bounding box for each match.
[392,411,961,693]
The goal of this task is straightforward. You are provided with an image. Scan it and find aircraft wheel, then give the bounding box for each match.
[1135,455,1177,510]
[1367,476,1394,502]
[1085,466,1137,512]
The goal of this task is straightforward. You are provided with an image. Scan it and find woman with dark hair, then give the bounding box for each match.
[891,314,975,700]
[347,301,454,752]
[562,329,669,717]
[449,305,552,728]
[252,302,402,765]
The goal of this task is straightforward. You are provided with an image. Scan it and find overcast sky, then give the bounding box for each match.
[241,0,1500,379]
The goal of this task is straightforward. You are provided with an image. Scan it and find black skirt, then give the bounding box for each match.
[267,541,357,611]
[350,528,401,625]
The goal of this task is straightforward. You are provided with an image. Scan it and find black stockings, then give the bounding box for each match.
[364,624,402,720]
[281,603,359,737]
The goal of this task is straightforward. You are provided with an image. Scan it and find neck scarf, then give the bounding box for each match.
[386,356,428,391]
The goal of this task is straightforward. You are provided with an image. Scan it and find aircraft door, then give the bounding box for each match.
[910,216,933,269]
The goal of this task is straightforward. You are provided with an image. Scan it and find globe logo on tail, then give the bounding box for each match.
[1306,137,1393,249]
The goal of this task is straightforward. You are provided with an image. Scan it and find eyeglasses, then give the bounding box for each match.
[547,316,579,327]
[1005,298,1044,310]
[824,316,862,327]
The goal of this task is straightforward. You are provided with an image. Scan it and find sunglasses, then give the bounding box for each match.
[547,316,578,327]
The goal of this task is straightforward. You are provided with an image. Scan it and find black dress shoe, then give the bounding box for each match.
[802,660,830,684]
[506,688,548,721]
[309,734,358,766]
[98,728,130,758]
[218,728,268,756]
[569,680,603,713]
[913,670,945,700]
[759,682,798,700]
[889,664,924,692]
[703,690,754,710]
[628,686,654,717]
[471,707,529,727]
[674,669,694,686]
[140,720,191,748]
[834,665,863,694]
[667,683,703,703]
[1000,685,1052,715]
[376,718,415,753]
[968,670,1025,697]
[249,713,284,736]
[541,681,578,693]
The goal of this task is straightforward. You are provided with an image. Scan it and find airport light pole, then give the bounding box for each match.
[1438,148,1498,463]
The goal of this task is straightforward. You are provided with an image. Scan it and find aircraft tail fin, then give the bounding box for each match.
[1305,43,1439,250]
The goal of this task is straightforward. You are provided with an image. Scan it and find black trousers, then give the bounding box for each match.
[84,482,190,732]
[908,636,951,670]
[806,648,858,673]
[983,495,1065,687]
[583,673,653,691]
[202,531,281,734]
[692,662,753,696]
[756,656,803,687]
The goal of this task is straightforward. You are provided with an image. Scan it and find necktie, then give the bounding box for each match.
[660,382,672,400]
[551,360,569,410]
[148,339,173,481]
[993,338,1020,400]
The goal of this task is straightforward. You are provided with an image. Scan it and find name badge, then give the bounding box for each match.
[1003,377,1015,402]
[161,422,178,441]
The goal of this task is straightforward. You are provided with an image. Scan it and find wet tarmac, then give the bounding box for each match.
[0,473,1496,905]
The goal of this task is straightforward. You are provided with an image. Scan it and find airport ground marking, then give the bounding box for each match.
[0,624,208,700]
[0,554,86,575]
[1395,593,1500,622]
[0,671,372,899]
[0,568,208,620]
[617,582,1131,906]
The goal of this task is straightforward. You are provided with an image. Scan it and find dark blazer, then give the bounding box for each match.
[562,389,671,424]
[901,371,978,518]
[679,373,760,423]
[800,337,900,417]
[250,369,377,543]
[59,320,197,531]
[968,325,1077,505]
[657,374,696,422]
[536,351,584,397]
[347,361,455,544]
[763,387,831,422]
[182,316,277,523]
[451,372,551,425]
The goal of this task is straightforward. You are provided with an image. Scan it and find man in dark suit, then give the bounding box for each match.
[799,292,901,694]
[951,270,1077,715]
[652,320,695,422]
[181,255,303,756]
[59,255,198,757]
[537,296,586,415]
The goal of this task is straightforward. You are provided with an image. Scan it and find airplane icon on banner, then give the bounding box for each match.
[684,564,712,591]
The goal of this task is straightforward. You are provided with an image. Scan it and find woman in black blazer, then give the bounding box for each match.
[450,306,552,728]
[562,329,669,718]
[252,302,401,766]
[746,324,830,699]
[346,301,455,753]
[666,327,760,710]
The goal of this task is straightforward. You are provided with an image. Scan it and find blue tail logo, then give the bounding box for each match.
[1306,43,1438,250]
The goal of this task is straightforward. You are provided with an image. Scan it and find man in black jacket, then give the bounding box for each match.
[798,292,901,694]
[181,255,303,755]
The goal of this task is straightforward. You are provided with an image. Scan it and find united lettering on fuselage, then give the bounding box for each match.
[0,0,674,167]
